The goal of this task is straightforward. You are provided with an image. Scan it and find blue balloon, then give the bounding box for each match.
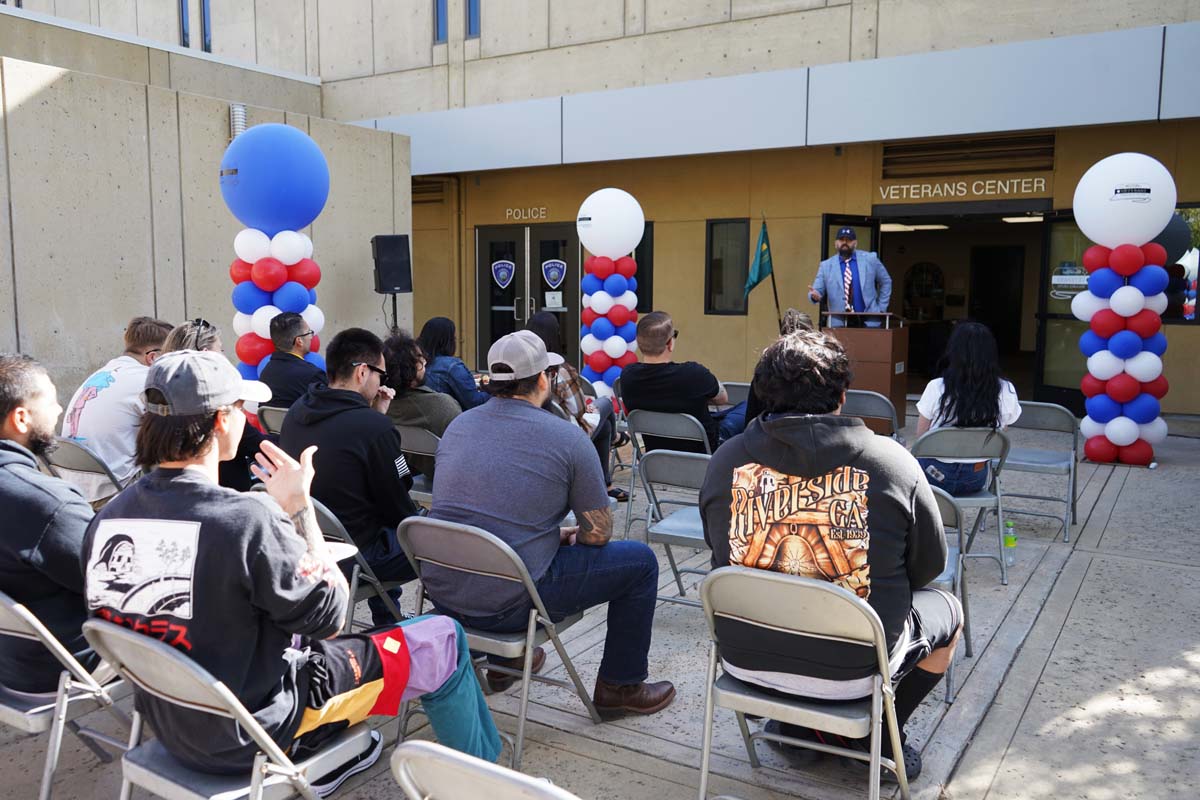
[590,317,616,341]
[1078,331,1108,357]
[1085,394,1121,424]
[602,365,623,386]
[1087,268,1124,299]
[1128,264,1169,296]
[1122,393,1160,425]
[580,324,591,339]
[618,322,638,342]
[236,362,258,381]
[273,281,310,313]
[628,277,638,293]
[581,365,601,383]
[1143,332,1168,356]
[603,274,629,297]
[1107,330,1143,360]
[304,352,326,371]
[232,281,271,314]
[308,288,318,305]
[256,356,271,377]
[581,274,603,296]
[219,123,330,236]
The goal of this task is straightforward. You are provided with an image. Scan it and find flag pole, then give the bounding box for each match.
[763,212,782,330]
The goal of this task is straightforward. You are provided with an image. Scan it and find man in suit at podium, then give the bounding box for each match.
[808,227,893,328]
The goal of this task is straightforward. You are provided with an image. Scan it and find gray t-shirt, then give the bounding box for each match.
[426,397,610,616]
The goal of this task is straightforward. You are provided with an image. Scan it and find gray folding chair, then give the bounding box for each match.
[81,619,374,800]
[577,375,597,399]
[395,424,441,507]
[910,428,1011,584]
[396,518,601,771]
[310,498,406,629]
[256,406,289,435]
[637,450,712,608]
[623,410,711,537]
[929,487,971,704]
[722,381,751,407]
[0,591,131,800]
[842,390,905,445]
[609,377,632,477]
[697,568,910,800]
[391,740,582,800]
[999,401,1078,542]
[42,437,131,500]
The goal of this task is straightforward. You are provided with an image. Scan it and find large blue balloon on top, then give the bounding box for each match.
[220,124,330,237]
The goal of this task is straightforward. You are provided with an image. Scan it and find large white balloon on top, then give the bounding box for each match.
[576,188,645,258]
[1072,153,1177,248]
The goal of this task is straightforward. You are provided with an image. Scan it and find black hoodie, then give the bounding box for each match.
[279,386,420,550]
[700,414,945,680]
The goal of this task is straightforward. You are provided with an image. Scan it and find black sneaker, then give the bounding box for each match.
[761,720,823,765]
[310,730,383,798]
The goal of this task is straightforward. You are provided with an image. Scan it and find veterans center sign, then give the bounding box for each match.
[877,173,1052,203]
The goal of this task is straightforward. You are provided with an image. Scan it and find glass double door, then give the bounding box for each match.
[476,223,580,370]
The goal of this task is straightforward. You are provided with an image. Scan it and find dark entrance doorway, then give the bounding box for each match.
[970,245,1025,355]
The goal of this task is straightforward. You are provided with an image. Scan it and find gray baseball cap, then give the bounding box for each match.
[487,330,564,381]
[143,350,271,416]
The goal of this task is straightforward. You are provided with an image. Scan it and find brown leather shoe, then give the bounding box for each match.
[486,646,546,693]
[592,678,676,716]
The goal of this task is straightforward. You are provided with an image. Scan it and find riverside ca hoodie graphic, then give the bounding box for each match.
[728,463,871,598]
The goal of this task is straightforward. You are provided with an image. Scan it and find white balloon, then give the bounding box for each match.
[1138,417,1169,444]
[1145,292,1168,314]
[234,228,271,263]
[1104,416,1140,447]
[1109,285,1146,318]
[603,335,628,359]
[299,232,313,259]
[616,291,638,310]
[590,291,615,315]
[1070,290,1109,322]
[580,334,601,356]
[232,312,253,338]
[628,339,638,352]
[251,305,282,339]
[594,381,614,399]
[1080,416,1106,440]
[270,231,308,266]
[1124,351,1163,382]
[581,293,592,310]
[576,188,645,259]
[300,304,325,335]
[1072,153,1177,248]
[1086,351,1124,381]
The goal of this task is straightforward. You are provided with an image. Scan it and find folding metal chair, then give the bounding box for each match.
[609,377,632,478]
[721,381,751,407]
[842,390,905,445]
[396,517,601,771]
[910,428,1011,584]
[256,406,289,435]
[394,424,441,507]
[42,437,132,500]
[390,740,582,800]
[577,375,597,399]
[81,619,375,800]
[623,410,711,537]
[999,401,1078,542]
[697,567,910,800]
[0,591,131,800]
[637,450,712,608]
[928,487,971,704]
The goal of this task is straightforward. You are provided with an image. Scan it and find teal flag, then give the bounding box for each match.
[744,221,773,297]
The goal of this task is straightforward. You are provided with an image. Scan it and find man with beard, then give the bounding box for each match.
[0,354,97,691]
[808,227,892,328]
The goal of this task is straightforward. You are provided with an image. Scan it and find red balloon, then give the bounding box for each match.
[230,258,253,284]
[235,333,273,366]
[1141,242,1167,266]
[607,305,631,327]
[1125,308,1161,338]
[586,351,613,373]
[615,351,638,368]
[251,257,288,292]
[615,256,637,279]
[310,334,320,353]
[1105,373,1140,403]
[588,257,615,279]
[1109,244,1145,276]
[1081,245,1111,273]
[1089,309,1125,339]
[1118,439,1154,466]
[581,308,598,326]
[1080,374,1107,398]
[288,258,322,290]
[1084,435,1119,463]
[627,310,638,323]
[1141,375,1169,399]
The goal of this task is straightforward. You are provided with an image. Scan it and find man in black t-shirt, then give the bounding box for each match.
[619,311,727,453]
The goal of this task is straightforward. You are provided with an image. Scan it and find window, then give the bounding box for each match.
[201,0,212,53]
[434,0,447,43]
[705,219,750,315]
[634,222,654,313]
[466,0,480,38]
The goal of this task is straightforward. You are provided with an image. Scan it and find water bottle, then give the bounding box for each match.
[1003,521,1018,566]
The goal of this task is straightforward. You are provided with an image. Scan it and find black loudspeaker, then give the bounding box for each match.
[371,235,413,294]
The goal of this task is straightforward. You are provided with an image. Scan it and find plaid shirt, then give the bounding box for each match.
[552,365,592,434]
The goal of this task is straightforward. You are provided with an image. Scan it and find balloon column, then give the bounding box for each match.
[220,124,330,383]
[576,189,645,397]
[1070,153,1175,466]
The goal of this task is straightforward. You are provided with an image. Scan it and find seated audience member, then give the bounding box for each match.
[259,312,326,410]
[61,316,173,502]
[619,311,727,453]
[381,329,461,479]
[742,307,815,426]
[280,328,422,625]
[525,311,627,502]
[700,330,959,779]
[81,350,500,783]
[914,321,1020,496]
[0,354,96,692]
[426,331,674,713]
[417,317,489,410]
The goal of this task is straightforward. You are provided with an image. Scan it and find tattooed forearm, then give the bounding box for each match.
[291,504,349,596]
[576,506,613,546]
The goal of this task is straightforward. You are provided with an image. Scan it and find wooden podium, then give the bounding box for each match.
[821,312,908,433]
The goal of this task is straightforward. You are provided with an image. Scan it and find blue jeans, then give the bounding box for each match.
[353,529,417,625]
[715,401,748,443]
[917,458,988,496]
[434,541,659,685]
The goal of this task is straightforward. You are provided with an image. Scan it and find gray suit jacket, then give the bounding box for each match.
[810,250,894,328]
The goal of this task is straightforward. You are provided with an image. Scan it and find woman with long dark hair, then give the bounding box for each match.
[914,321,1020,495]
[417,317,489,410]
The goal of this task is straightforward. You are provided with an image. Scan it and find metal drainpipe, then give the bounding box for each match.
[229,103,247,139]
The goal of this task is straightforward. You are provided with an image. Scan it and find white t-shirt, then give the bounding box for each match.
[60,355,148,501]
[916,377,1021,463]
